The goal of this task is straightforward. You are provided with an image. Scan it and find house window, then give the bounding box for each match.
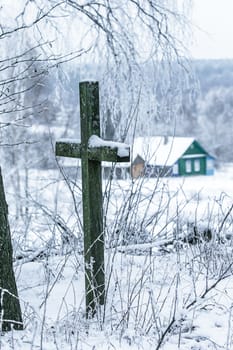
[185,160,192,173]
[207,158,213,170]
[173,163,179,175]
[194,159,200,172]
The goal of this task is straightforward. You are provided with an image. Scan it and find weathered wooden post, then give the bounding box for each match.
[0,168,23,331]
[56,81,130,316]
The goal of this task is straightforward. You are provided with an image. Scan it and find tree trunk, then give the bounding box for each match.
[0,167,23,331]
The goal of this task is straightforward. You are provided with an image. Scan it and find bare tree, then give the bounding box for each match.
[0,168,23,331]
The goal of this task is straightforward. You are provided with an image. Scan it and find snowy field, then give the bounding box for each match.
[2,163,233,349]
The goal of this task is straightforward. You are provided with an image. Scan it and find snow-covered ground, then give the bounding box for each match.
[2,163,233,349]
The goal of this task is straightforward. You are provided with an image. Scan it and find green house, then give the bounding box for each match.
[131,136,215,178]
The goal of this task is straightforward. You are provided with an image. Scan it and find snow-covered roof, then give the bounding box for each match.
[132,136,197,166]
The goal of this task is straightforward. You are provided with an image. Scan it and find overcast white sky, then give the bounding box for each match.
[191,0,233,59]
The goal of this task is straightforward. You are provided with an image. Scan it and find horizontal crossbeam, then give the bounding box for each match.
[88,146,130,162]
[56,141,130,163]
[56,141,81,158]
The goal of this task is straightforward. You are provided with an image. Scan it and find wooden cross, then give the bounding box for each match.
[55,81,130,317]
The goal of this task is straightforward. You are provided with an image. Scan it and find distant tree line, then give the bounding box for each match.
[182,59,233,162]
[151,59,233,163]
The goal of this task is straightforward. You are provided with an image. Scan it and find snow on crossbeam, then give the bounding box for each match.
[56,135,130,162]
[88,135,130,161]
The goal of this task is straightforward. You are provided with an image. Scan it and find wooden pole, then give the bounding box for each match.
[79,82,105,316]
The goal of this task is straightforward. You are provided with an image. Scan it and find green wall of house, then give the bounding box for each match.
[178,141,207,176]
[178,157,206,176]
